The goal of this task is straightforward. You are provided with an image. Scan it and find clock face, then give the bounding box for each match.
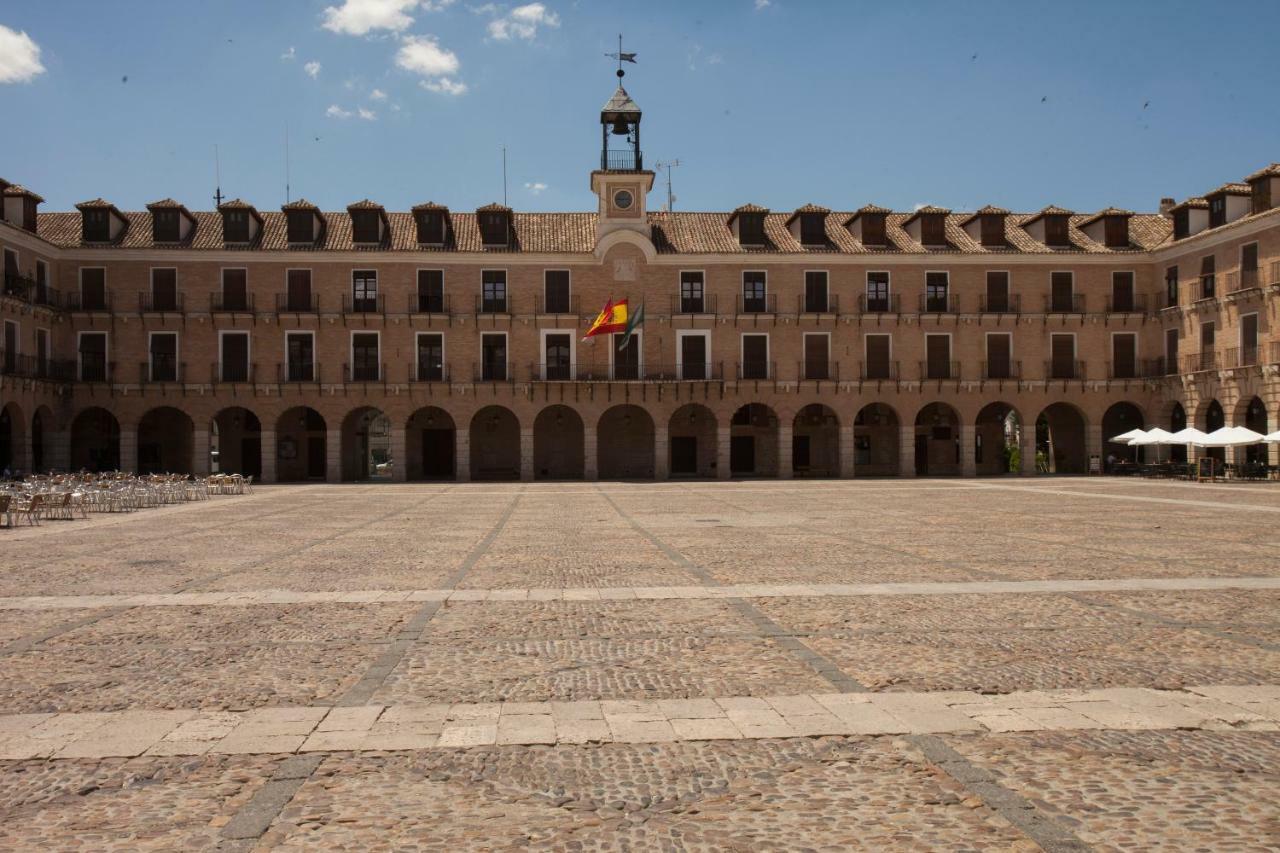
[613,189,634,210]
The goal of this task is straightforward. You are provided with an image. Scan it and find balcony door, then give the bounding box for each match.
[221,333,250,382]
[680,332,708,380]
[865,334,891,380]
[1112,334,1136,379]
[150,333,177,381]
[613,333,640,380]
[925,335,951,379]
[1050,272,1074,312]
[351,332,379,381]
[803,334,829,380]
[481,333,507,381]
[543,333,572,380]
[986,333,1011,379]
[1050,334,1075,378]
[417,333,444,381]
[741,334,768,379]
[287,333,314,381]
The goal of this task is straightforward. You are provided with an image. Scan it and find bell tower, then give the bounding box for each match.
[592,48,653,240]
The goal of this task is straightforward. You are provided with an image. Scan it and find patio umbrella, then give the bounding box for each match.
[1163,427,1211,445]
[1110,428,1147,443]
[1200,426,1267,447]
[1129,428,1173,445]
[1266,431,1280,443]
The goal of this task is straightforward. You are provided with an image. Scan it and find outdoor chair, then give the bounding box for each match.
[0,494,10,528]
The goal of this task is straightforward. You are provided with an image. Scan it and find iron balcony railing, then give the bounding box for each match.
[78,354,113,382]
[920,360,960,380]
[736,294,778,315]
[533,294,579,316]
[279,362,320,383]
[919,293,956,314]
[1045,360,1086,380]
[601,150,643,171]
[1273,341,1280,363]
[139,292,184,313]
[981,360,1021,380]
[736,360,774,380]
[474,360,512,382]
[799,360,838,381]
[670,293,718,315]
[212,362,256,383]
[413,362,449,382]
[211,293,255,313]
[1107,361,1142,380]
[978,294,1021,313]
[140,358,184,383]
[858,293,900,314]
[410,292,450,314]
[65,291,113,312]
[1224,346,1260,368]
[798,293,839,314]
[1182,351,1217,373]
[1225,269,1261,293]
[1,353,72,381]
[1045,293,1085,313]
[276,292,319,312]
[343,294,384,314]
[344,362,384,382]
[1193,277,1217,301]
[859,360,898,381]
[2,274,61,308]
[1105,293,1147,313]
[1270,261,1280,286]
[476,295,510,314]
[1141,357,1175,377]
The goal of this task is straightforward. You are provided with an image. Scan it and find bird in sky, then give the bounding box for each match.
[1041,96,1048,103]
[1143,101,1150,109]
[971,53,978,61]
[121,75,128,84]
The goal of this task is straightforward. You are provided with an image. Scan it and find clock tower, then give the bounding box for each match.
[592,69,654,241]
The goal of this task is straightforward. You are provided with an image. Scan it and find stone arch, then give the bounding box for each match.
[1036,402,1088,474]
[1200,399,1227,466]
[1102,402,1145,468]
[730,403,779,477]
[137,407,194,474]
[975,401,1023,476]
[534,405,584,480]
[792,403,840,477]
[70,407,120,472]
[276,407,327,482]
[1168,402,1188,463]
[0,401,24,474]
[407,406,456,481]
[914,402,962,476]
[470,406,520,481]
[1239,396,1269,466]
[342,406,393,481]
[212,407,262,477]
[598,405,655,479]
[31,405,54,473]
[668,404,717,478]
[853,403,900,476]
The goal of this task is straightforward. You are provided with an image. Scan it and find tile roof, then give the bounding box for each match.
[1205,183,1251,196]
[217,198,256,210]
[959,205,1010,225]
[1076,206,1134,227]
[1245,163,1280,181]
[281,198,319,211]
[4,184,44,203]
[347,199,385,210]
[1021,205,1075,225]
[75,198,120,211]
[602,85,641,115]
[475,202,512,213]
[411,202,449,212]
[1170,197,1209,211]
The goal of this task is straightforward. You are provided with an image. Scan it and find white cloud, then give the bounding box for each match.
[0,25,45,84]
[304,61,322,78]
[525,181,548,194]
[326,104,353,119]
[370,87,388,100]
[754,0,770,9]
[395,34,460,76]
[487,3,559,41]
[468,2,500,13]
[358,107,377,120]
[281,46,297,61]
[421,77,467,95]
[707,53,723,65]
[321,0,421,35]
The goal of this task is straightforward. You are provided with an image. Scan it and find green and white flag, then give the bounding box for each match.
[618,301,645,349]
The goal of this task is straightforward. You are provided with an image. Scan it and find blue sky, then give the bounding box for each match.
[2,0,1277,214]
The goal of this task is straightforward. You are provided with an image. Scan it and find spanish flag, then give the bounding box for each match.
[583,298,628,341]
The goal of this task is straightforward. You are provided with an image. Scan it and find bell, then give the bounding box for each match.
[610,118,630,136]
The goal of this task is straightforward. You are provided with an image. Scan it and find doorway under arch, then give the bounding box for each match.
[407,407,456,480]
[729,404,779,477]
[975,402,1022,475]
[1242,396,1269,466]
[853,403,900,476]
[470,406,520,480]
[212,407,262,476]
[342,407,393,481]
[1036,403,1087,473]
[668,404,717,478]
[138,407,194,474]
[1102,402,1145,468]
[598,405,655,479]
[70,407,120,472]
[0,402,22,473]
[792,404,840,477]
[534,405,584,479]
[276,407,328,482]
[914,403,961,476]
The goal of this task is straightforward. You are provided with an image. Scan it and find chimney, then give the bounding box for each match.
[1159,197,1176,216]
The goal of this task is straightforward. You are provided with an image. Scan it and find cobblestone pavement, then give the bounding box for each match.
[1,478,1279,850]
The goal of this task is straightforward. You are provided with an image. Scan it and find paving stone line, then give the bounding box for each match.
[0,606,130,656]
[217,754,323,850]
[969,482,1280,513]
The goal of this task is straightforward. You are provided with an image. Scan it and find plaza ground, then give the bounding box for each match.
[1,478,1278,850]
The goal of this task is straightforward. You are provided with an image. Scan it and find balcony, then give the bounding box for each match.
[1045,294,1085,313]
[413,362,449,382]
[1226,269,1261,294]
[736,360,774,380]
[409,292,450,314]
[139,292,184,314]
[66,291,113,312]
[140,358,184,384]
[1182,351,1217,373]
[279,362,320,383]
[798,294,839,314]
[212,293,255,313]
[1193,277,1217,302]
[1223,346,1260,369]
[799,361,837,381]
[981,360,1021,380]
[343,294,384,315]
[600,150,643,171]
[859,361,898,381]
[2,274,61,308]
[1105,293,1147,313]
[670,293,718,315]
[0,354,74,381]
[474,361,512,382]
[736,294,777,315]
[978,294,1021,314]
[212,362,256,383]
[78,354,113,383]
[343,362,384,382]
[533,295,579,316]
[920,360,960,380]
[476,295,510,315]
[276,292,319,313]
[858,293,900,314]
[1045,360,1085,380]
[1107,361,1141,380]
[919,294,956,314]
[1141,357,1175,377]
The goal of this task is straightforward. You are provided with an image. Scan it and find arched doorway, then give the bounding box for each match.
[212,407,262,476]
[277,407,327,482]
[1169,403,1188,463]
[71,407,120,472]
[914,403,961,476]
[1102,402,1145,469]
[729,404,779,477]
[598,405,655,479]
[470,406,520,480]
[31,406,52,474]
[0,402,21,474]
[407,407,456,481]
[853,403,899,476]
[342,407,393,481]
[138,407,194,474]
[1241,397,1269,466]
[668,404,717,478]
[1036,403,1087,473]
[975,402,1022,475]
[534,405,584,480]
[793,404,839,477]
[1202,399,1226,466]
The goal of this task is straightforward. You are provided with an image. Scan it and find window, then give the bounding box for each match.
[985,333,1012,379]
[1173,209,1190,240]
[350,332,380,381]
[1111,271,1135,312]
[79,332,108,381]
[2,320,16,374]
[740,334,768,379]
[804,271,828,312]
[83,209,110,242]
[416,210,446,245]
[544,270,570,314]
[481,270,507,313]
[613,331,641,380]
[481,333,507,381]
[985,271,1009,312]
[351,211,380,244]
[925,334,952,379]
[925,271,949,312]
[742,271,767,313]
[286,332,314,382]
[1044,216,1070,247]
[153,210,180,242]
[803,333,829,380]
[1208,196,1226,228]
[864,334,892,379]
[284,269,312,312]
[1196,322,1214,371]
[1165,266,1179,308]
[286,212,313,243]
[1199,255,1215,299]
[1241,313,1259,365]
[417,270,444,313]
[35,260,48,301]
[800,213,826,246]
[417,333,445,381]
[151,268,178,312]
[1050,334,1076,379]
[220,332,250,382]
[542,332,572,380]
[223,210,250,243]
[861,213,887,247]
[1241,243,1259,288]
[1164,328,1178,375]
[2,249,16,292]
[221,269,248,311]
[678,331,709,380]
[80,268,106,310]
[1104,215,1128,248]
[679,271,705,313]
[1050,271,1075,312]
[1252,179,1272,216]
[738,213,766,246]
[149,332,178,382]
[920,214,946,247]
[865,272,890,312]
[479,212,509,246]
[35,328,49,378]
[352,270,378,312]
[980,215,1005,248]
[1112,333,1137,379]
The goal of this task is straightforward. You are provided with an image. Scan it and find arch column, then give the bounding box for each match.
[1020,428,1036,475]
[520,428,534,481]
[839,424,855,478]
[193,428,211,476]
[899,426,915,477]
[260,429,277,484]
[1086,425,1103,474]
[583,426,598,480]
[777,423,793,479]
[717,425,731,479]
[391,427,407,483]
[654,424,669,480]
[47,428,70,472]
[325,427,341,483]
[455,430,471,482]
[16,428,32,474]
[960,424,977,477]
[119,427,138,474]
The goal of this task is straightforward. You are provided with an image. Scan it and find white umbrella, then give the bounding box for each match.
[1129,428,1173,446]
[1163,427,1211,445]
[1266,430,1280,443]
[1110,428,1147,443]
[1200,426,1267,447]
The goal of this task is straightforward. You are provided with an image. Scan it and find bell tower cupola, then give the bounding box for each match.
[592,37,654,240]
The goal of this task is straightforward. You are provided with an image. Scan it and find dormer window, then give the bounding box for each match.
[479,211,510,246]
[738,213,766,247]
[84,209,110,242]
[1044,216,1070,247]
[287,212,313,244]
[799,214,826,246]
[861,213,887,247]
[351,210,380,244]
[980,215,1005,248]
[1104,215,1129,248]
[416,210,446,245]
[1173,209,1189,240]
[920,214,946,247]
[153,209,180,243]
[223,210,250,243]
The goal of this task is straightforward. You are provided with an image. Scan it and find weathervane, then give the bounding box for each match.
[604,34,636,79]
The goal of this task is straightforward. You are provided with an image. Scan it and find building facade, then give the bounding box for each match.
[2,85,1279,482]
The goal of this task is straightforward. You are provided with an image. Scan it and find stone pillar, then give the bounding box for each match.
[391,427,407,483]
[839,424,855,478]
[47,429,70,473]
[326,427,341,483]
[654,424,669,480]
[717,426,731,480]
[519,428,534,481]
[16,426,32,475]
[583,426,598,481]
[777,424,793,479]
[960,424,977,477]
[192,428,211,476]
[1020,429,1036,475]
[1086,425,1103,474]
[119,429,138,474]
[455,430,471,482]
[259,430,277,484]
[1271,412,1280,467]
[899,426,916,477]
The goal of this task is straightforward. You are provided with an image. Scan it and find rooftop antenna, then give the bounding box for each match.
[284,125,291,204]
[502,145,508,207]
[213,145,224,208]
[655,159,681,211]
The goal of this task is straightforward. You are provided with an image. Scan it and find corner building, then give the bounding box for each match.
[2,82,1280,482]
